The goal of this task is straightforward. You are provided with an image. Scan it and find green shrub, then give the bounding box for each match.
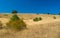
[33,17,38,21]
[58,13,60,15]
[33,17,42,21]
[36,13,39,15]
[12,10,18,14]
[39,17,42,20]
[0,21,3,29]
[53,16,56,19]
[10,14,20,21]
[47,13,50,15]
[3,14,8,18]
[4,14,8,16]
[6,14,26,31]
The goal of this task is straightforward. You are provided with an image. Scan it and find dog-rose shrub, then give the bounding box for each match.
[33,17,42,21]
[6,14,26,31]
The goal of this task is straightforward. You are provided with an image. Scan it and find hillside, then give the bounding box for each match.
[0,14,60,38]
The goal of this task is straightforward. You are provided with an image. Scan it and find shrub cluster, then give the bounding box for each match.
[33,17,42,21]
[53,16,56,19]
[6,14,26,31]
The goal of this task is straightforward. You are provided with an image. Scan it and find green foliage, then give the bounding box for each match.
[47,13,50,15]
[58,13,60,15]
[33,17,38,21]
[10,14,20,21]
[4,14,8,16]
[33,17,42,21]
[39,17,42,20]
[12,10,18,14]
[36,13,39,15]
[3,14,8,18]
[53,16,56,19]
[0,21,3,29]
[6,14,26,31]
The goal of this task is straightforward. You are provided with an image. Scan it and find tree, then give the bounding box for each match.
[10,14,20,21]
[12,10,18,14]
[58,13,60,15]
[36,13,39,15]
[47,13,50,15]
[6,14,26,31]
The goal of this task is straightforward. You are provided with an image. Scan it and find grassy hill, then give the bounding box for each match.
[0,14,60,38]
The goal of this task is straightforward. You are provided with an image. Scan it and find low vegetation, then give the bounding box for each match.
[58,13,60,15]
[12,10,18,14]
[47,13,50,15]
[53,16,56,19]
[6,14,26,31]
[33,17,42,21]
[4,14,8,16]
[0,21,3,29]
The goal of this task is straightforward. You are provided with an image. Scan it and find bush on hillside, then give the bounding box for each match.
[33,17,38,21]
[47,13,50,15]
[36,13,39,15]
[39,17,42,20]
[53,16,56,19]
[10,14,20,21]
[33,17,42,21]
[12,10,18,14]
[0,21,3,29]
[3,14,8,18]
[4,14,8,16]
[58,13,60,15]
[6,14,26,31]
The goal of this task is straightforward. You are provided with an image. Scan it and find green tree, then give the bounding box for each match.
[10,14,20,21]
[58,13,60,15]
[12,10,18,14]
[6,14,26,31]
[47,13,50,15]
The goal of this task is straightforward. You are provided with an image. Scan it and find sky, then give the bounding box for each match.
[0,0,60,14]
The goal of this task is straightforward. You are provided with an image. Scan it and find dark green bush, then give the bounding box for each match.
[33,17,38,21]
[4,14,8,16]
[12,10,18,14]
[36,13,39,15]
[6,14,26,31]
[53,16,56,19]
[58,13,60,15]
[33,17,42,21]
[47,13,50,15]
[0,21,3,29]
[10,14,20,21]
[39,17,42,20]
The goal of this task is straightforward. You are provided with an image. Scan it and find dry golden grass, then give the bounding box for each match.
[0,14,60,38]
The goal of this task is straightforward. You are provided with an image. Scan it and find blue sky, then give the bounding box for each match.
[0,0,60,14]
